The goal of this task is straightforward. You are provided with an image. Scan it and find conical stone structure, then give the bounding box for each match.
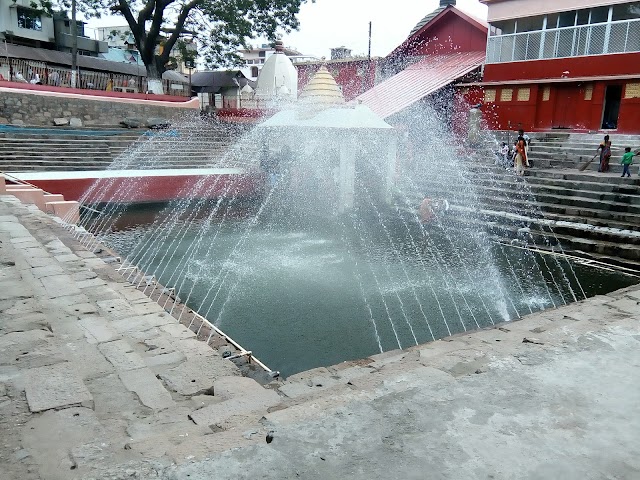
[299,66,345,106]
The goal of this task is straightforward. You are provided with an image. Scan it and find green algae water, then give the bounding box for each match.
[98,204,638,378]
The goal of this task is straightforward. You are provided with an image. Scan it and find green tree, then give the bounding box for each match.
[42,0,311,93]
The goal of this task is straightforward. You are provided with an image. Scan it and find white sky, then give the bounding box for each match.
[84,0,488,59]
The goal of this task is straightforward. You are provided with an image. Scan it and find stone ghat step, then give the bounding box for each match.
[468,177,640,203]
[521,168,640,185]
[420,181,640,214]
[448,212,640,260]
[455,207,640,247]
[468,166,640,192]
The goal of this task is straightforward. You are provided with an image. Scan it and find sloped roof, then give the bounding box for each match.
[354,51,485,119]
[190,70,253,93]
[390,5,488,59]
[408,6,447,37]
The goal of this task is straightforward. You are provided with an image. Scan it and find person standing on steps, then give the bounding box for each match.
[620,147,637,177]
[597,135,612,172]
[514,135,527,176]
[518,129,531,167]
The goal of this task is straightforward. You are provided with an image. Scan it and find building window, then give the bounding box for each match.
[17,7,42,31]
[251,66,259,77]
[612,2,640,21]
[484,89,496,102]
[584,84,594,100]
[258,51,266,58]
[542,87,550,101]
[517,88,530,101]
[500,88,513,102]
[625,82,640,98]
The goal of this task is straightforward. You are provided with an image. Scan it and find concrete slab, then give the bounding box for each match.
[78,317,120,344]
[118,368,174,410]
[24,363,94,412]
[40,274,82,298]
[98,340,146,371]
[188,387,281,427]
[159,356,238,396]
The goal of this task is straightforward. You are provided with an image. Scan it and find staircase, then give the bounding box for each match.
[0,123,258,172]
[409,132,640,270]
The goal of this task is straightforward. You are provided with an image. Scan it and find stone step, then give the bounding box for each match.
[448,210,640,261]
[422,181,640,214]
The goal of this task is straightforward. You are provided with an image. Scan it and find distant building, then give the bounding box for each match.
[0,0,106,56]
[0,0,55,48]
[477,0,640,133]
[239,43,318,80]
[331,46,352,60]
[95,26,136,49]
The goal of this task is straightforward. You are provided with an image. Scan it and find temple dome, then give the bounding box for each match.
[254,41,298,102]
[299,66,345,106]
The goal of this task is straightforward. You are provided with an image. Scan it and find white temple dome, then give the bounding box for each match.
[254,41,298,102]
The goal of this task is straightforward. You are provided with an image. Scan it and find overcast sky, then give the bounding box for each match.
[84,0,488,60]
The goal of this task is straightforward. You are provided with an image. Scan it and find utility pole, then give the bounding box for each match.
[71,0,78,88]
[368,21,372,60]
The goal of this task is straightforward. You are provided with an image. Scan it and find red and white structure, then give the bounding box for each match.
[474,0,640,133]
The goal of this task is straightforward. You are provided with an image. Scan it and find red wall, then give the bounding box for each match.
[480,81,640,134]
[484,52,640,82]
[406,15,488,56]
[297,60,377,102]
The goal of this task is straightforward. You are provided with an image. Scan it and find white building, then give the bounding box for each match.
[239,42,319,80]
[0,0,56,47]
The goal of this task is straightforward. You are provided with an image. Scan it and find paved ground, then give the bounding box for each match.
[1,195,639,480]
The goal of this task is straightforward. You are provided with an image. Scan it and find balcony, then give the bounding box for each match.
[486,18,640,64]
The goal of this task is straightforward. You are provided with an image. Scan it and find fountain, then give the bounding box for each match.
[64,66,637,378]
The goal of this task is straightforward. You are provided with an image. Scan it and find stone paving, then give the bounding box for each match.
[1,194,639,479]
[0,197,278,479]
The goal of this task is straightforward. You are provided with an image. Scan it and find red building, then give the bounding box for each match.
[355,0,487,128]
[475,0,640,133]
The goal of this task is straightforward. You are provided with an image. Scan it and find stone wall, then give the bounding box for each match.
[0,90,197,127]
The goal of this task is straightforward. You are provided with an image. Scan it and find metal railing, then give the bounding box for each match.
[0,57,190,96]
[487,18,640,63]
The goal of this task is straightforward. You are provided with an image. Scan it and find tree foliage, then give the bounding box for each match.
[40,0,311,78]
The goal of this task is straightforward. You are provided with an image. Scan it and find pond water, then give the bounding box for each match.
[98,202,638,377]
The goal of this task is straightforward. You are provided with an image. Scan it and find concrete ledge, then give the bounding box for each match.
[45,200,80,224]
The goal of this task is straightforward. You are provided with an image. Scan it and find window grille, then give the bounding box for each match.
[486,18,640,63]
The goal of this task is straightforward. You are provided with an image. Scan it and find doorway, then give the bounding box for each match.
[552,85,581,129]
[601,85,622,129]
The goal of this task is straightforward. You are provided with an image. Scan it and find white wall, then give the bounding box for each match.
[486,0,631,21]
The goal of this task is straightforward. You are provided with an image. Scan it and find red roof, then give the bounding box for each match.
[355,51,485,119]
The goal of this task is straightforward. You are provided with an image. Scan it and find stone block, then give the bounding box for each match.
[160,322,196,339]
[53,118,69,126]
[189,387,281,427]
[78,317,120,344]
[69,117,83,127]
[118,368,174,410]
[98,339,146,371]
[9,188,46,211]
[97,298,136,320]
[40,274,82,298]
[42,194,64,212]
[159,356,238,396]
[24,363,94,412]
[46,200,80,224]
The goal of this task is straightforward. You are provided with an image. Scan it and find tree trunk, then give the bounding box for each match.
[146,58,164,95]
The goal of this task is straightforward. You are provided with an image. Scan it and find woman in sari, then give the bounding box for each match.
[597,135,612,172]
[514,135,527,176]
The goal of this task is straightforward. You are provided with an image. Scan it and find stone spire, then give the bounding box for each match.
[298,66,345,106]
